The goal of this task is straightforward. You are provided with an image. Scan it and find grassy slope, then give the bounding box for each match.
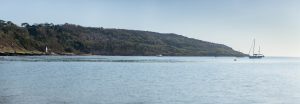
[0,20,246,56]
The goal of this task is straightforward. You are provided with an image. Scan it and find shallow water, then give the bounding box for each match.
[0,56,300,104]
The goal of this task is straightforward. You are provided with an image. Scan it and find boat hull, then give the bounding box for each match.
[249,55,264,59]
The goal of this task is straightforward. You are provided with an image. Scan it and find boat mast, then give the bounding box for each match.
[253,39,255,55]
[258,46,260,54]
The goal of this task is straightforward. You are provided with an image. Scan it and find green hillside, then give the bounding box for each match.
[0,20,245,56]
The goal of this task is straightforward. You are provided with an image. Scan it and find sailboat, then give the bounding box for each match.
[248,39,264,59]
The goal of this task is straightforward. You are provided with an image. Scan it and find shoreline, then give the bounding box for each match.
[0,52,247,57]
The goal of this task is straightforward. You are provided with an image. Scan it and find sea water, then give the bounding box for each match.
[0,56,300,104]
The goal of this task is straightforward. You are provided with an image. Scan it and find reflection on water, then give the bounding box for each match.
[0,56,300,104]
[0,56,299,63]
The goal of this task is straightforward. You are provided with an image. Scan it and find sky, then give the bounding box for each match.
[1,0,300,57]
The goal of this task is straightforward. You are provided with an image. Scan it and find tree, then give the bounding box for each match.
[21,23,30,27]
[0,20,5,24]
[0,20,5,27]
[6,21,14,26]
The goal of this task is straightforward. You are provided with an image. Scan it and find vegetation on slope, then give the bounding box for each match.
[0,20,246,56]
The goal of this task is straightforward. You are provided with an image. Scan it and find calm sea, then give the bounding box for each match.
[0,56,300,104]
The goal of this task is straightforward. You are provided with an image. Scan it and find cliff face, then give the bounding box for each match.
[0,20,246,56]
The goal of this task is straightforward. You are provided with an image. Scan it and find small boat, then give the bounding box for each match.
[248,39,264,59]
[249,54,264,59]
[157,54,163,57]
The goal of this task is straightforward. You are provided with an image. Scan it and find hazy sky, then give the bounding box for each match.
[1,0,300,56]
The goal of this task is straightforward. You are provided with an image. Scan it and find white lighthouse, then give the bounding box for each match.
[45,46,48,53]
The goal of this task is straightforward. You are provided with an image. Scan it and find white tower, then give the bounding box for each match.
[45,46,48,53]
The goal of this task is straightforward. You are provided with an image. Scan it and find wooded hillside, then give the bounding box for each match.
[0,20,245,56]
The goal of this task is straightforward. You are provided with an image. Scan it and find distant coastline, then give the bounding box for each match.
[0,20,246,57]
